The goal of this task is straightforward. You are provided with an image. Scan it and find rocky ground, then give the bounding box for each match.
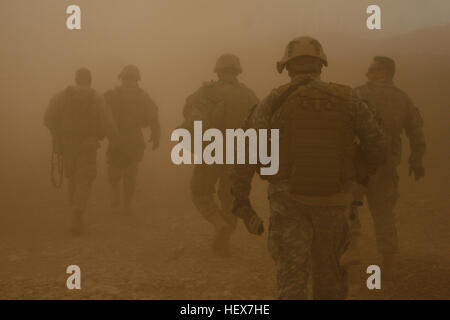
[0,166,449,300]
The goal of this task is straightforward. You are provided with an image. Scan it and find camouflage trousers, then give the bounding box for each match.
[106,143,145,207]
[63,145,97,214]
[190,164,237,231]
[268,192,350,300]
[353,164,399,255]
[107,160,140,207]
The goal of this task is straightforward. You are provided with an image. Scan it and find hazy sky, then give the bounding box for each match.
[2,0,450,37]
[1,0,449,115]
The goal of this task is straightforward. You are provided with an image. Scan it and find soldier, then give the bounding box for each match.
[353,56,426,280]
[44,68,116,235]
[230,37,387,299]
[181,54,259,256]
[104,65,161,215]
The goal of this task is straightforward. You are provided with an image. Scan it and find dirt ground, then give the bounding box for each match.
[0,151,448,300]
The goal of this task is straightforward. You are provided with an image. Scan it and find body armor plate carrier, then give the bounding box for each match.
[270,81,356,196]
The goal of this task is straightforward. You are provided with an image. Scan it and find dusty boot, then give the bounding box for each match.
[207,212,231,257]
[70,210,84,236]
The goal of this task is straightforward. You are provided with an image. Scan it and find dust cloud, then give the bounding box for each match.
[0,0,449,299]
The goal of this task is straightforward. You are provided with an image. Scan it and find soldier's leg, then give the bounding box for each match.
[217,167,237,229]
[212,167,237,255]
[63,152,81,234]
[268,192,313,299]
[341,183,366,297]
[123,161,139,214]
[366,167,399,279]
[107,161,123,210]
[310,206,350,300]
[71,148,97,234]
[63,155,76,206]
[191,165,226,227]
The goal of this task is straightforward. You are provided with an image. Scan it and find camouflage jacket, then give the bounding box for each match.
[104,85,160,149]
[182,78,259,132]
[231,74,387,205]
[44,85,116,149]
[355,81,426,167]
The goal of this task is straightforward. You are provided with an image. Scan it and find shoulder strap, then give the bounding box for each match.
[271,78,313,116]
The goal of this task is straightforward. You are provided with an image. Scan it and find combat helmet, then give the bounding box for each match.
[214,54,242,74]
[118,65,141,81]
[277,36,328,73]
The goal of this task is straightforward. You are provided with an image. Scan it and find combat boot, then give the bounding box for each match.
[207,212,231,257]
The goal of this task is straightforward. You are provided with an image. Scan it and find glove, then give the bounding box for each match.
[232,199,264,236]
[409,166,425,181]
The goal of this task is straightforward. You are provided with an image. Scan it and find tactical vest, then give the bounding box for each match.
[108,87,149,132]
[204,81,256,131]
[357,84,410,165]
[60,86,101,141]
[360,84,408,137]
[269,81,356,196]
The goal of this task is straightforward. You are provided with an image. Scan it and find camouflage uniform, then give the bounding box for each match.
[44,84,114,231]
[104,83,160,211]
[231,67,386,299]
[182,56,259,253]
[354,80,426,256]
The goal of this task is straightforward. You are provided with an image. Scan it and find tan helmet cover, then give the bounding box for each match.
[214,54,242,73]
[118,65,141,81]
[277,36,328,73]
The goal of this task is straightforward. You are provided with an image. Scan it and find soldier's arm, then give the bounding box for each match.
[44,91,67,154]
[404,97,426,167]
[44,91,64,137]
[248,89,259,107]
[352,99,387,174]
[181,85,213,126]
[230,91,276,203]
[96,93,117,141]
[143,94,161,147]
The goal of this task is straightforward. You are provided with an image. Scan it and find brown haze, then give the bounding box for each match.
[0,0,449,299]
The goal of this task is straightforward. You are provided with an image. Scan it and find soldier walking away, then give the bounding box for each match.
[180,54,259,257]
[353,56,426,283]
[44,68,116,235]
[104,65,161,215]
[230,37,387,299]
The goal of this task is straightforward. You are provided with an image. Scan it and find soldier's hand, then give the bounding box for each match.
[243,212,264,235]
[232,200,264,236]
[409,166,425,181]
[149,136,159,150]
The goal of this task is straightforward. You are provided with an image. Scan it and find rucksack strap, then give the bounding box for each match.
[271,78,313,116]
